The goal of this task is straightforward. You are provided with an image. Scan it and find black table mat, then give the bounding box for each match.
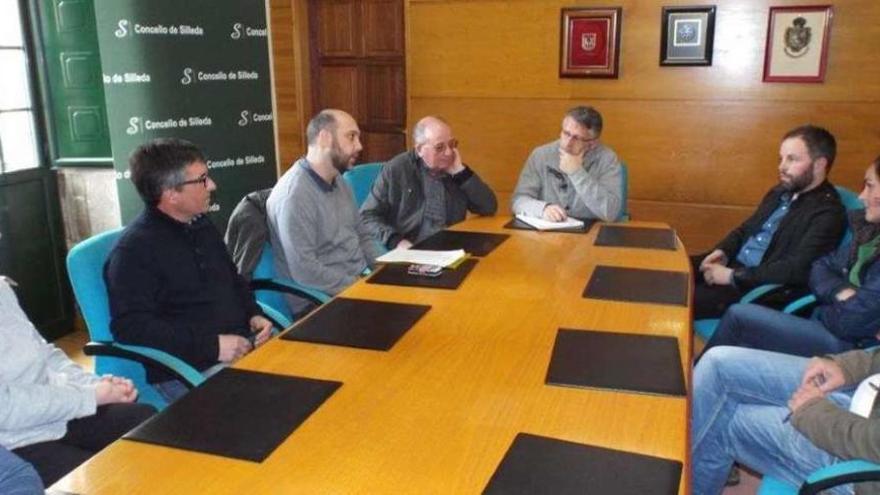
[124,368,341,462]
[546,329,686,396]
[367,258,478,290]
[583,265,689,306]
[412,230,509,257]
[594,225,677,250]
[483,433,682,495]
[281,297,431,350]
[503,217,595,234]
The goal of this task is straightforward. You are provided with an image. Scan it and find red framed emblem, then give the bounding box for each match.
[560,7,622,78]
[763,5,833,83]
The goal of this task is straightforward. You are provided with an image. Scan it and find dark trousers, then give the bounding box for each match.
[690,254,745,320]
[13,403,155,486]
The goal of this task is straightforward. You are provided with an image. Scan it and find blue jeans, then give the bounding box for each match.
[154,362,227,404]
[692,346,854,495]
[0,447,42,495]
[705,303,856,357]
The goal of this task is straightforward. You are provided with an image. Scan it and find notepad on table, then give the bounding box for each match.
[376,248,467,268]
[515,213,585,231]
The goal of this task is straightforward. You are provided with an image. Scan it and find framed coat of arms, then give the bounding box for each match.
[559,7,622,78]
[763,5,833,83]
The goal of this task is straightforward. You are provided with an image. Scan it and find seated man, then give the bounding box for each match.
[511,105,623,223]
[105,138,273,403]
[0,278,155,486]
[693,345,880,495]
[267,109,380,313]
[703,156,880,357]
[692,125,846,320]
[360,115,497,249]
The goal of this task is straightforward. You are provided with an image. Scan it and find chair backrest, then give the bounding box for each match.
[836,185,862,247]
[343,162,383,208]
[251,243,296,324]
[66,228,167,408]
[619,162,630,221]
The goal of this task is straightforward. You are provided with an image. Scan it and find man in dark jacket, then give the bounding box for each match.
[104,138,273,403]
[693,125,846,319]
[360,116,498,250]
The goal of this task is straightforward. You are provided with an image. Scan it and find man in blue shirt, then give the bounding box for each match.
[692,125,846,319]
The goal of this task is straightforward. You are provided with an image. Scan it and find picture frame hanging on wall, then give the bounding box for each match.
[659,5,716,66]
[559,7,622,78]
[763,5,833,83]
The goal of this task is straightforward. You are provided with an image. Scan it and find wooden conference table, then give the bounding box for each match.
[54,217,692,494]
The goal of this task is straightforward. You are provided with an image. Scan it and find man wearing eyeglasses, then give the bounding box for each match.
[104,138,273,403]
[360,115,497,249]
[512,106,623,222]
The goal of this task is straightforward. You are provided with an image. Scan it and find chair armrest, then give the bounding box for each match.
[250,278,331,306]
[741,284,784,304]
[784,295,818,315]
[84,342,204,388]
[799,459,880,495]
[257,301,292,330]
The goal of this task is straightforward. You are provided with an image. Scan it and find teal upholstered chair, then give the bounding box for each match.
[66,228,205,410]
[757,460,880,494]
[343,162,383,208]
[694,186,863,342]
[619,162,630,221]
[250,242,332,329]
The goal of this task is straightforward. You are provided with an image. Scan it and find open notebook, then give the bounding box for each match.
[515,213,585,231]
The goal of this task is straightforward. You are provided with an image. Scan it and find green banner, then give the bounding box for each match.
[94,0,276,229]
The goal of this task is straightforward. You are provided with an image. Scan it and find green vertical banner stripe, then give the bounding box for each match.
[94,0,276,229]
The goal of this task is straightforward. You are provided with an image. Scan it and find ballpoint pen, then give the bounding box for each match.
[783,374,827,423]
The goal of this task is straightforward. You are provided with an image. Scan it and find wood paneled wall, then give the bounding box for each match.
[270,0,880,252]
[407,0,880,252]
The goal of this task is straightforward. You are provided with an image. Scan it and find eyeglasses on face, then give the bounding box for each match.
[178,173,210,188]
[428,138,459,154]
[561,129,597,144]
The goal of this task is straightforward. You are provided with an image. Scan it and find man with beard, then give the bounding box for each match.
[360,116,497,249]
[266,109,380,314]
[512,106,624,222]
[692,125,846,320]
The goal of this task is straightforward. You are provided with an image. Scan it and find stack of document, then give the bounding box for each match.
[515,214,584,231]
[376,248,467,268]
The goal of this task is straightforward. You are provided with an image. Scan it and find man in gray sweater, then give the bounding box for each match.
[267,109,380,314]
[511,106,624,222]
[360,116,498,249]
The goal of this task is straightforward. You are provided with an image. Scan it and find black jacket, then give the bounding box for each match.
[105,207,261,383]
[360,150,498,248]
[716,180,846,288]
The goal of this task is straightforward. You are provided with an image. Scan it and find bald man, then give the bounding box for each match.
[360,116,498,249]
[267,109,380,314]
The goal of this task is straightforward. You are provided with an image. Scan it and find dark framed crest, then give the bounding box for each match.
[659,5,716,66]
[559,7,622,78]
[763,5,833,83]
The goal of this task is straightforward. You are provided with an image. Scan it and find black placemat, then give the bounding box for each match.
[483,433,682,495]
[124,368,341,462]
[503,217,595,234]
[367,258,478,290]
[546,329,686,396]
[594,225,677,250]
[281,297,431,350]
[583,265,689,306]
[412,230,509,257]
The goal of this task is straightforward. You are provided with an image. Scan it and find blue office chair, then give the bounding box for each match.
[250,242,332,328]
[343,162,383,208]
[66,228,205,410]
[694,186,863,342]
[619,162,630,221]
[757,460,880,494]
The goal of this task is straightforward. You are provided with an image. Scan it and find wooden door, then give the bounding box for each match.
[309,0,406,164]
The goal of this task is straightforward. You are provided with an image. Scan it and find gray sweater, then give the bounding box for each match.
[0,279,99,450]
[266,159,379,313]
[511,140,623,222]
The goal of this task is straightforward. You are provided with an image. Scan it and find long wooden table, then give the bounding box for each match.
[53,217,692,494]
